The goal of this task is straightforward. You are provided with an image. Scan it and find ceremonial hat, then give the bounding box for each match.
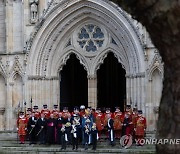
[115,107,120,112]
[33,105,38,109]
[85,119,91,123]
[27,108,32,112]
[63,107,68,110]
[126,105,131,109]
[54,104,58,108]
[133,107,138,111]
[80,105,85,109]
[43,104,47,108]
[106,108,110,113]
[74,106,79,111]
[138,110,143,114]
[19,111,24,115]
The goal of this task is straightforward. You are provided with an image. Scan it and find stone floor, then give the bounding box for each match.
[0,131,156,154]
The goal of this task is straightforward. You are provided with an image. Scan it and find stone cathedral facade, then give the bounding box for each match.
[0,0,163,132]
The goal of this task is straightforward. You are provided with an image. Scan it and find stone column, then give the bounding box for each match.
[5,82,14,130]
[6,0,13,53]
[87,75,97,109]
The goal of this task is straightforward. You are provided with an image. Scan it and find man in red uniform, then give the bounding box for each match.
[33,105,40,119]
[95,108,104,139]
[132,107,138,140]
[113,107,124,139]
[134,110,147,145]
[17,111,28,144]
[41,104,50,119]
[122,105,133,136]
[51,104,59,119]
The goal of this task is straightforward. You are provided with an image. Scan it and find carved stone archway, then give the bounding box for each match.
[25,0,150,121]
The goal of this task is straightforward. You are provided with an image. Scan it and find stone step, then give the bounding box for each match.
[0,146,156,154]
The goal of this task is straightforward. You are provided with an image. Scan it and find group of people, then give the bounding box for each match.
[17,104,147,150]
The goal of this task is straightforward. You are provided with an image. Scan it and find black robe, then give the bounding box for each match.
[46,118,56,144]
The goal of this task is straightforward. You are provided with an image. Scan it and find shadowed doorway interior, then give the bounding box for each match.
[97,52,126,112]
[60,54,88,111]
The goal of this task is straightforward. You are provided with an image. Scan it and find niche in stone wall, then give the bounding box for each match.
[0,1,6,53]
[151,69,162,130]
[0,75,6,131]
[12,74,23,109]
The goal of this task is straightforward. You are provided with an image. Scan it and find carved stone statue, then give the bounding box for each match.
[29,0,39,24]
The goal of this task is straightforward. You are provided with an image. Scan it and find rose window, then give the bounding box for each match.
[77,24,104,52]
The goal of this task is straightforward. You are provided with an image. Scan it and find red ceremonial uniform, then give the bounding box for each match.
[41,109,50,119]
[51,109,59,119]
[95,111,104,139]
[135,116,146,136]
[34,111,40,119]
[113,111,124,138]
[17,115,28,144]
[95,112,104,131]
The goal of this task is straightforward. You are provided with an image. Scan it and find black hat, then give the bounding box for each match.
[54,104,58,108]
[33,105,38,109]
[63,107,68,110]
[115,107,120,110]
[138,110,143,114]
[133,107,138,111]
[43,104,47,108]
[27,108,32,112]
[126,105,131,109]
[74,106,79,110]
[106,108,110,111]
[19,111,24,115]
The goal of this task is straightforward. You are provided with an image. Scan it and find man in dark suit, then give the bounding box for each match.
[107,114,115,146]
[27,111,38,144]
[36,113,47,144]
[56,112,64,144]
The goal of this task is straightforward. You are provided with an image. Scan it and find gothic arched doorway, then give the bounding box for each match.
[60,54,88,111]
[97,52,126,112]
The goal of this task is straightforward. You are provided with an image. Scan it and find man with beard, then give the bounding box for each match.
[46,113,56,144]
[36,113,47,144]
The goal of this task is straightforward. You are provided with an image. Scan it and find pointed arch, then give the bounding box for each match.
[26,0,145,77]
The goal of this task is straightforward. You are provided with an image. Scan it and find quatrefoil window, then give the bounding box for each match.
[78,24,104,52]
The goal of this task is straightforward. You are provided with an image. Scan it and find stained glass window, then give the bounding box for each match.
[77,24,104,52]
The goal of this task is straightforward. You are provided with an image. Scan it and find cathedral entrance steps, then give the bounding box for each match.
[0,145,155,154]
[0,131,156,153]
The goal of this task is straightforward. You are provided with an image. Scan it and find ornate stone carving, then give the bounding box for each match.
[29,0,39,24]
[147,53,164,81]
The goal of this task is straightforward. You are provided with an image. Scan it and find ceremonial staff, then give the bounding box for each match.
[124,95,126,112]
[24,101,27,115]
[36,127,43,136]
[30,97,33,110]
